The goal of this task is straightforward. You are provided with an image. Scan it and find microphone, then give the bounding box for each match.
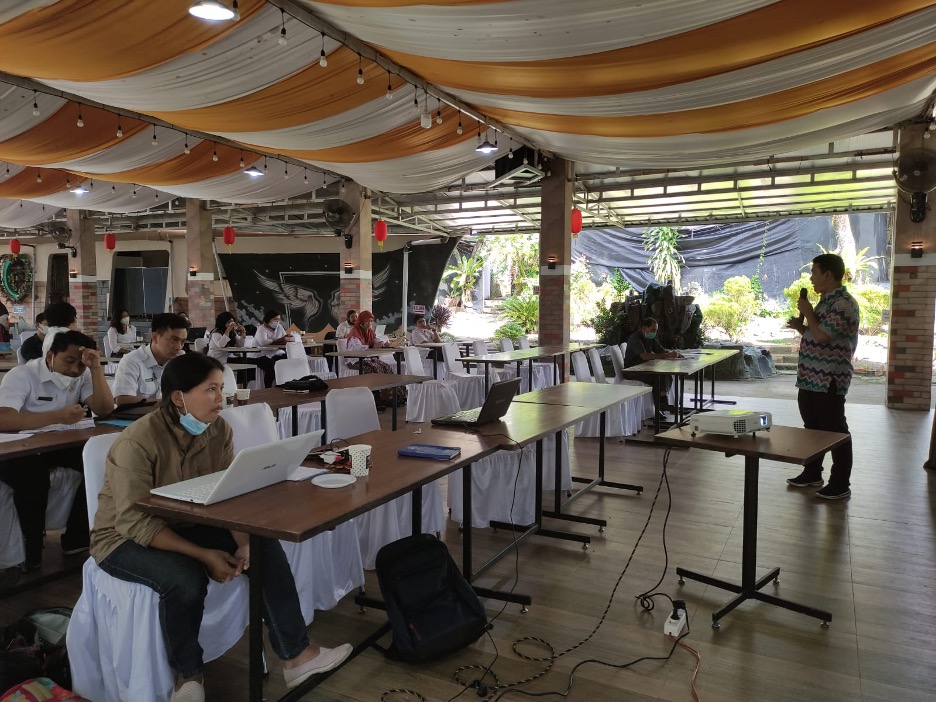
[796,287,808,324]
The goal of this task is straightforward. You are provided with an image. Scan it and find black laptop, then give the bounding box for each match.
[431,378,521,428]
[187,327,207,342]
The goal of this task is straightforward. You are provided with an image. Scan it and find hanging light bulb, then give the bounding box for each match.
[239,151,245,168]
[184,138,191,155]
[278,10,287,45]
[36,170,42,183]
[212,145,219,162]
[457,113,463,135]
[131,187,137,198]
[420,111,432,129]
[386,71,393,99]
[283,163,289,179]
[188,1,238,21]
[436,109,443,125]
[319,32,328,67]
[76,108,84,128]
[89,179,94,189]
[116,118,123,138]
[356,54,364,85]
[32,92,39,116]
[413,90,419,113]
[264,157,268,172]
[151,126,158,146]
[303,168,309,184]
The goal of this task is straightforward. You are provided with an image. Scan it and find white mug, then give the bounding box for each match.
[347,444,372,477]
[235,388,250,403]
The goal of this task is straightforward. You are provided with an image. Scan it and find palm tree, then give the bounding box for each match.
[443,253,485,307]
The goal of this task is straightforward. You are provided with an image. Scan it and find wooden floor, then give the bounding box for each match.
[3,394,935,702]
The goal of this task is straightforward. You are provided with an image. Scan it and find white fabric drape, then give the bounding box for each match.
[0,198,58,228]
[42,132,201,173]
[0,86,67,141]
[305,0,776,61]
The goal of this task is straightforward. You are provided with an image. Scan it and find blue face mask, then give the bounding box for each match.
[178,395,209,436]
[645,331,656,340]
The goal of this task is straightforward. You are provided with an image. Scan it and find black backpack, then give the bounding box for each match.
[375,534,488,664]
[1,607,73,691]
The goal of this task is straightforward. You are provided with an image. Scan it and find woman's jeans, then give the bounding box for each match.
[99,525,309,679]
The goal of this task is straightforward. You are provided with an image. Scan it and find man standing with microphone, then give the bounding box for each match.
[786,253,860,499]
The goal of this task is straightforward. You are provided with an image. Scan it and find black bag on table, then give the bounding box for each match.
[278,374,329,392]
[375,534,488,664]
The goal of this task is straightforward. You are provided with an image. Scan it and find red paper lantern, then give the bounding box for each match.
[222,226,236,251]
[374,219,388,249]
[104,232,116,253]
[9,238,20,256]
[571,207,583,238]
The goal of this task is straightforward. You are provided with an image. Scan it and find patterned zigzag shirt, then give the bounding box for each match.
[796,285,860,396]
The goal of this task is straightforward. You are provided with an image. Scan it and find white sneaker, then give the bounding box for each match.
[284,643,353,688]
[170,680,205,702]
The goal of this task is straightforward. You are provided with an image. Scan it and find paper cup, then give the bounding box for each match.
[235,388,250,404]
[347,444,372,477]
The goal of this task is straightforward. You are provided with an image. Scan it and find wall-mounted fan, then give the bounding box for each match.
[894,147,936,223]
[35,221,73,244]
[323,199,358,248]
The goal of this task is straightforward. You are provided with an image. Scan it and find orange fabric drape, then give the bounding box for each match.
[75,142,261,186]
[380,0,936,98]
[275,106,475,162]
[0,168,78,199]
[478,43,936,137]
[0,0,266,81]
[0,103,148,165]
[149,47,409,132]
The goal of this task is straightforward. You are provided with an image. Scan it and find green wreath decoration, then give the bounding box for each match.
[1,254,33,302]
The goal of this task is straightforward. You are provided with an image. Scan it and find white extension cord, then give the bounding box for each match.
[663,602,688,638]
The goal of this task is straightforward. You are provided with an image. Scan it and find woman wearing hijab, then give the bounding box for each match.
[343,310,404,407]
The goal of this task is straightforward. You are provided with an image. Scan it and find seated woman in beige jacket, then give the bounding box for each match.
[89,353,351,702]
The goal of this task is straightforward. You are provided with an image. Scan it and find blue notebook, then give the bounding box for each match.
[398,444,461,460]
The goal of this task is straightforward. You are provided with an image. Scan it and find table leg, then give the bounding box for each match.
[484,364,490,395]
[292,406,299,437]
[395,355,402,374]
[248,533,264,702]
[391,386,398,431]
[411,484,422,535]
[359,358,365,375]
[675,455,831,628]
[527,359,533,391]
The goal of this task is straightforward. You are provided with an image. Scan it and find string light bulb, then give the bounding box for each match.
[283,163,289,179]
[319,32,328,67]
[212,145,219,162]
[457,112,463,135]
[278,10,287,45]
[436,109,443,125]
[356,54,364,85]
[303,168,308,184]
[239,151,245,168]
[386,70,393,100]
[32,92,39,117]
[36,170,42,183]
[184,139,191,155]
[132,187,137,198]
[76,108,84,128]
[151,126,158,146]
[116,118,123,138]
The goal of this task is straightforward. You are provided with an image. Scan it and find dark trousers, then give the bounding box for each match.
[798,386,853,488]
[0,447,87,565]
[99,525,309,679]
[248,354,284,388]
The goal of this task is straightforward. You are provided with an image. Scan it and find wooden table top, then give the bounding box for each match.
[137,426,502,541]
[622,348,739,376]
[655,425,849,465]
[0,423,122,460]
[326,347,405,358]
[244,373,427,412]
[513,382,651,409]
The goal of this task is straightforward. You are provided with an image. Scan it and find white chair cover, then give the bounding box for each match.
[68,434,249,702]
[102,336,113,358]
[15,346,25,365]
[402,344,433,377]
[402,346,460,423]
[325,388,444,569]
[284,341,305,360]
[193,337,208,354]
[273,358,322,439]
[221,364,238,394]
[504,337,552,391]
[308,356,330,375]
[570,352,626,437]
[609,346,655,427]
[448,431,571,528]
[220,403,363,623]
[517,337,531,349]
[335,338,359,377]
[441,343,485,410]
[498,338,514,352]
[19,330,36,344]
[0,481,24,569]
[44,466,83,531]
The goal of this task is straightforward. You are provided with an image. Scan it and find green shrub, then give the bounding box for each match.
[500,295,539,332]
[493,322,526,341]
[700,275,757,342]
[850,284,889,335]
[589,301,625,346]
[782,274,821,318]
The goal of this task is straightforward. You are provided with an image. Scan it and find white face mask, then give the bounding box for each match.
[37,323,48,335]
[47,359,75,392]
[121,317,130,325]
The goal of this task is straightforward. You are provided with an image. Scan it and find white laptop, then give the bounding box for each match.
[151,431,322,505]
[375,324,386,337]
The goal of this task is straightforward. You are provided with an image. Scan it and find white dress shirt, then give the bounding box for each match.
[0,358,93,415]
[208,331,245,362]
[335,321,353,338]
[112,344,171,400]
[253,323,286,358]
[107,325,137,354]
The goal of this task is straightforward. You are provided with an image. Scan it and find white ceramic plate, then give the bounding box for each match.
[310,473,356,489]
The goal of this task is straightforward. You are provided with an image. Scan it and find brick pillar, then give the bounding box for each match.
[886,123,936,410]
[338,183,373,316]
[185,199,217,329]
[538,158,572,369]
[65,209,98,334]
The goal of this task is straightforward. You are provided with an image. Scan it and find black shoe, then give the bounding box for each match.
[61,534,89,556]
[20,560,41,573]
[816,484,851,500]
[786,472,823,487]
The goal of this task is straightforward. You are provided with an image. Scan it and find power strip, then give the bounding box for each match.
[663,601,688,638]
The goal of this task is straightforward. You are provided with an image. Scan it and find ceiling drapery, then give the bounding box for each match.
[0,0,933,228]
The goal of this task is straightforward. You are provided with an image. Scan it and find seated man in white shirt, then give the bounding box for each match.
[0,329,114,570]
[251,309,288,388]
[410,316,441,345]
[335,310,357,339]
[112,313,188,406]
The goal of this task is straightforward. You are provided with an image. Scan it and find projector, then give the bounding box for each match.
[690,410,772,438]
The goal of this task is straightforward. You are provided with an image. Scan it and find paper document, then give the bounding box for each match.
[288,465,329,481]
[22,418,96,434]
[0,433,27,443]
